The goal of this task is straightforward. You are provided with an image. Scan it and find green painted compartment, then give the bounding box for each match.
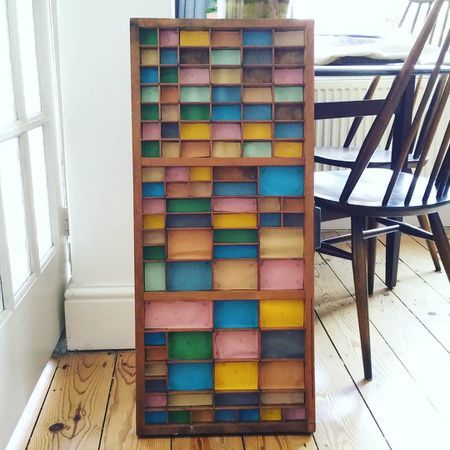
[140,29,157,45]
[168,332,212,360]
[167,198,211,213]
[141,104,159,120]
[180,104,211,120]
[143,246,165,260]
[169,411,191,424]
[141,86,159,103]
[213,229,258,243]
[142,141,160,158]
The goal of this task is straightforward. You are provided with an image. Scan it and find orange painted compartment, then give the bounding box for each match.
[213,260,258,290]
[260,361,305,389]
[168,229,212,260]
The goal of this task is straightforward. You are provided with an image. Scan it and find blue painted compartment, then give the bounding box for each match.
[160,48,178,65]
[212,105,241,121]
[215,410,238,422]
[167,261,212,291]
[142,182,164,198]
[239,409,260,421]
[243,30,272,46]
[284,213,305,227]
[168,363,213,390]
[145,411,168,424]
[166,214,211,228]
[259,166,304,196]
[212,86,241,103]
[260,213,281,227]
[141,67,158,83]
[261,330,305,359]
[144,332,166,346]
[213,182,257,196]
[274,122,304,139]
[215,392,259,406]
[161,122,179,138]
[243,104,272,121]
[214,300,258,329]
[213,244,258,259]
[145,379,167,392]
[243,49,272,65]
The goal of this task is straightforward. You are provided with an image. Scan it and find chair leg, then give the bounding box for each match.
[418,215,441,272]
[367,217,378,296]
[351,216,372,380]
[385,218,401,289]
[428,212,450,281]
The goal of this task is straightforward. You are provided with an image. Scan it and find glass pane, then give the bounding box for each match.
[28,127,52,259]
[0,139,31,293]
[0,0,16,125]
[16,0,41,115]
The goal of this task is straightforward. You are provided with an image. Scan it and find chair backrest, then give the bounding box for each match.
[399,0,450,46]
[342,0,450,150]
[339,0,448,203]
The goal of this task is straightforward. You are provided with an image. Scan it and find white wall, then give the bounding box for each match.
[57,0,173,349]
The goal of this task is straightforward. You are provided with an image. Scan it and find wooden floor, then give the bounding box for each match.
[17,234,450,450]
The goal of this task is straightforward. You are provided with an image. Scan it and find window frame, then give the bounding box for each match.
[0,0,65,313]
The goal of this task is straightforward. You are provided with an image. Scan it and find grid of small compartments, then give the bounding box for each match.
[132,20,314,435]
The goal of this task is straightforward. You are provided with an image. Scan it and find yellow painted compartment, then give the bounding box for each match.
[143,230,165,245]
[141,49,158,65]
[260,299,304,328]
[190,166,212,181]
[260,228,304,259]
[145,362,166,377]
[213,260,258,290]
[180,30,210,46]
[274,141,303,157]
[143,214,165,229]
[260,408,282,421]
[212,69,241,84]
[213,213,257,228]
[258,198,281,212]
[274,30,305,46]
[243,87,272,103]
[180,123,211,140]
[215,362,258,390]
[243,123,272,140]
[142,167,164,182]
[168,393,213,407]
[212,141,241,157]
[161,142,180,158]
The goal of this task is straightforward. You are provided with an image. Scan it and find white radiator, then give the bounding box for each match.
[314,77,450,225]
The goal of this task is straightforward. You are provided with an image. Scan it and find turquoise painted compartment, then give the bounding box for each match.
[259,166,304,196]
[168,363,213,390]
[214,300,258,328]
[167,261,212,291]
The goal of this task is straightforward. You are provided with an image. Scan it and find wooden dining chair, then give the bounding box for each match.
[315,0,450,283]
[315,0,450,380]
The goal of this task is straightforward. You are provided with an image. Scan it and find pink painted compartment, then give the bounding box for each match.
[143,199,165,214]
[165,167,189,182]
[283,407,306,421]
[145,393,167,408]
[213,197,257,213]
[260,260,304,290]
[142,123,160,139]
[213,330,259,359]
[212,123,241,140]
[160,29,179,46]
[179,68,210,85]
[274,69,304,85]
[145,301,213,329]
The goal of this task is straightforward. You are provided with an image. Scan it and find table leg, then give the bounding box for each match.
[385,77,415,288]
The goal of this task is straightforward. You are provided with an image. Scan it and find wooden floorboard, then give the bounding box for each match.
[27,352,116,450]
[21,237,449,450]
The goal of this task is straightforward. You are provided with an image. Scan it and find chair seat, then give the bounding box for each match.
[315,168,450,216]
[315,147,420,169]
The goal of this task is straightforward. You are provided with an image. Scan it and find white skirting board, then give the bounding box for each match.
[64,285,135,350]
